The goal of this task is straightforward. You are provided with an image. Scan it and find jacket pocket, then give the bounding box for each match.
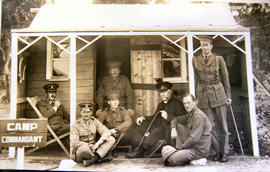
[213,83,226,101]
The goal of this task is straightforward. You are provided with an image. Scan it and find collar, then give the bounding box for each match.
[162,96,173,104]
[187,107,197,117]
[45,98,54,105]
[109,107,120,114]
[110,76,120,82]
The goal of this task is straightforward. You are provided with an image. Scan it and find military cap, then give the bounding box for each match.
[161,145,177,162]
[79,102,94,111]
[43,83,59,92]
[156,81,173,92]
[107,61,122,70]
[107,91,120,100]
[198,35,214,43]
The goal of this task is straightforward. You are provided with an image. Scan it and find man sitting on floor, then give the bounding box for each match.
[162,94,212,166]
[98,91,132,148]
[70,103,115,167]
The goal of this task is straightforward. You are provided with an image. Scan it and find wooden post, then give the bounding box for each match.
[245,32,259,156]
[16,147,24,169]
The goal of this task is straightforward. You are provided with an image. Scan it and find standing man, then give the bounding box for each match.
[126,81,185,158]
[162,94,212,166]
[98,91,132,138]
[37,83,70,138]
[96,61,134,116]
[70,103,115,167]
[192,35,232,162]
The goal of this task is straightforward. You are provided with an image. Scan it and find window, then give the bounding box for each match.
[46,37,70,81]
[161,36,188,83]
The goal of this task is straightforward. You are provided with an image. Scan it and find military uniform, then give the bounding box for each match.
[193,48,231,158]
[37,84,70,137]
[97,75,134,110]
[98,106,132,135]
[37,100,70,136]
[164,107,212,166]
[70,117,115,163]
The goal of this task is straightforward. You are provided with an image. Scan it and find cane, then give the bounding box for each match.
[134,111,160,152]
[229,104,245,160]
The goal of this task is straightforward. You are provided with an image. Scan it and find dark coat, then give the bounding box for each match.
[130,96,185,148]
[192,53,231,109]
[37,100,70,134]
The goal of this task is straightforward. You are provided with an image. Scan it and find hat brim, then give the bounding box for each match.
[163,149,177,162]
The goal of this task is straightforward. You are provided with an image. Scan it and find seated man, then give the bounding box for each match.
[162,94,212,166]
[70,103,116,167]
[37,83,70,138]
[98,91,132,141]
[96,61,134,116]
[126,81,185,158]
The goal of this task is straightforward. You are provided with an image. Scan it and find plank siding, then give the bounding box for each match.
[25,38,95,119]
[131,36,162,118]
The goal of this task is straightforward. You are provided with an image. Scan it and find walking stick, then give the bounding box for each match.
[134,111,161,152]
[229,104,245,160]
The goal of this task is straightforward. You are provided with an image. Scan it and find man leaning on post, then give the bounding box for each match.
[162,94,212,166]
[70,103,116,167]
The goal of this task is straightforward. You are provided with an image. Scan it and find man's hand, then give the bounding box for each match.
[110,129,117,135]
[136,116,145,125]
[226,98,232,105]
[160,110,168,120]
[171,128,177,140]
[54,99,61,109]
[92,143,99,152]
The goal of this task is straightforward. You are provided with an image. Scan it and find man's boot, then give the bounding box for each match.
[220,154,228,162]
[126,150,144,158]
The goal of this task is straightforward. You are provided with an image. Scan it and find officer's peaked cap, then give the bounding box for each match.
[79,102,94,111]
[43,83,59,92]
[198,35,214,43]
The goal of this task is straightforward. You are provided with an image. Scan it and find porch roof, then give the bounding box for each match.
[13,3,248,33]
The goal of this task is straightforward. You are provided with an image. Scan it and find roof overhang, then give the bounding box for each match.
[12,3,249,33]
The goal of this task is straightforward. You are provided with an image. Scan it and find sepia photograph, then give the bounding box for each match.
[0,0,270,171]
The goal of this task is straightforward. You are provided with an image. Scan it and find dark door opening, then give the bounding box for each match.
[96,37,131,89]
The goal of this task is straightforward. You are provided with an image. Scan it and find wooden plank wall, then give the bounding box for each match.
[130,36,162,117]
[24,38,95,120]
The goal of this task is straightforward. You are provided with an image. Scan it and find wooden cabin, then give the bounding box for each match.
[10,3,259,156]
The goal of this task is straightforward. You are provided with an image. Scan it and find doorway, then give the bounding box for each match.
[96,37,131,90]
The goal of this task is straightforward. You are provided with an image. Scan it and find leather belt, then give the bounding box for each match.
[199,79,220,85]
